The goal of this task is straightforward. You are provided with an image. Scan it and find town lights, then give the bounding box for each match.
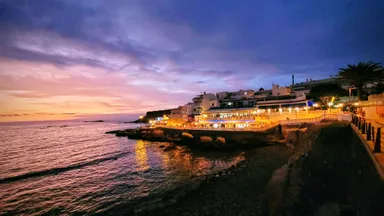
[139,115,144,119]
[313,103,319,107]
[257,109,260,113]
[288,107,292,112]
[354,102,359,106]
[279,108,282,113]
[295,107,299,111]
[268,109,271,113]
[327,102,333,106]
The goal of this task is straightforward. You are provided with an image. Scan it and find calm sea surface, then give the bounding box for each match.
[0,121,244,215]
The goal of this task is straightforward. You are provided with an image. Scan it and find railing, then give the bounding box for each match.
[351,115,384,153]
[360,100,384,107]
[279,114,339,125]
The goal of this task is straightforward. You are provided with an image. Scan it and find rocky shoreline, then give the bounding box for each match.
[107,123,361,216]
[133,123,329,216]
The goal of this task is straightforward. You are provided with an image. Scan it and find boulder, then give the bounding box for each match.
[215,137,226,145]
[181,132,194,139]
[200,136,213,144]
[152,129,164,138]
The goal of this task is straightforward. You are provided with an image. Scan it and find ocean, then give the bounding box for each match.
[0,121,244,215]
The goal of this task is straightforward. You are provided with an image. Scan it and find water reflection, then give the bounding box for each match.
[135,140,149,172]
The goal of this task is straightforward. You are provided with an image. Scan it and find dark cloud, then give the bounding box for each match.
[0,0,383,88]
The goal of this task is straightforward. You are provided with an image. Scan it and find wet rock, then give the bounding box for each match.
[115,131,128,137]
[159,144,166,148]
[164,145,176,151]
[106,130,122,134]
[181,132,194,139]
[152,130,164,138]
[215,137,226,145]
[200,136,213,144]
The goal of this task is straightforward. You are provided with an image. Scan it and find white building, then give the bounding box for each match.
[192,93,218,115]
[272,84,290,96]
[216,92,229,100]
[229,89,255,100]
[182,102,194,120]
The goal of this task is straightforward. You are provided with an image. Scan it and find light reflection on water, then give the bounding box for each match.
[0,121,245,215]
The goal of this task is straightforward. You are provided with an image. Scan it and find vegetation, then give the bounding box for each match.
[309,83,347,108]
[338,61,384,100]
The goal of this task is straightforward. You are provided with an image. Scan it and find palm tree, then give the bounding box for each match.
[338,61,384,100]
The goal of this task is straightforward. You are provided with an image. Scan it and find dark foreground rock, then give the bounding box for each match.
[105,128,139,137]
[141,144,292,216]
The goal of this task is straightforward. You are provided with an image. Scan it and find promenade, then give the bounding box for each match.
[351,115,384,180]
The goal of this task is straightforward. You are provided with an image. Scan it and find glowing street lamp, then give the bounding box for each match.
[139,115,144,119]
[313,103,319,107]
[279,108,283,113]
[327,102,333,106]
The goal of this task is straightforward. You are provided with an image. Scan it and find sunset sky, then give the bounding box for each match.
[0,0,383,122]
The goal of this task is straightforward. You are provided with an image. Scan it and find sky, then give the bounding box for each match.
[0,0,383,122]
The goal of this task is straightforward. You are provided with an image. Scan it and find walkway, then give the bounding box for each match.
[351,115,384,180]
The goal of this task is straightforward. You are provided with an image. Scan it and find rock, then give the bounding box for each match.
[164,145,176,151]
[115,131,128,137]
[314,203,340,216]
[106,130,122,134]
[159,144,165,148]
[181,132,194,139]
[215,137,226,145]
[152,129,164,138]
[264,165,289,216]
[200,136,213,144]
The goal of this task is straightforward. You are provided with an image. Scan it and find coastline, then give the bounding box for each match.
[131,123,327,216]
[135,144,292,216]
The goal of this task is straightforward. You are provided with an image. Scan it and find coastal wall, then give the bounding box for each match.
[135,125,284,149]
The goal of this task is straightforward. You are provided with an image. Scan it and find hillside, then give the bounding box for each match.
[132,109,173,123]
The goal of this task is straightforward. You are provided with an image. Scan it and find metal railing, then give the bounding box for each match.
[351,115,384,153]
[279,114,339,125]
[360,100,384,107]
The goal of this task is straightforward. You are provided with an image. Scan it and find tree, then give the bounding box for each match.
[338,61,384,100]
[309,83,348,108]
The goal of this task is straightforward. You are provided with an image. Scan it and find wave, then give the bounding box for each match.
[0,152,129,184]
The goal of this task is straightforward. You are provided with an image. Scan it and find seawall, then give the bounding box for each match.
[132,125,284,149]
